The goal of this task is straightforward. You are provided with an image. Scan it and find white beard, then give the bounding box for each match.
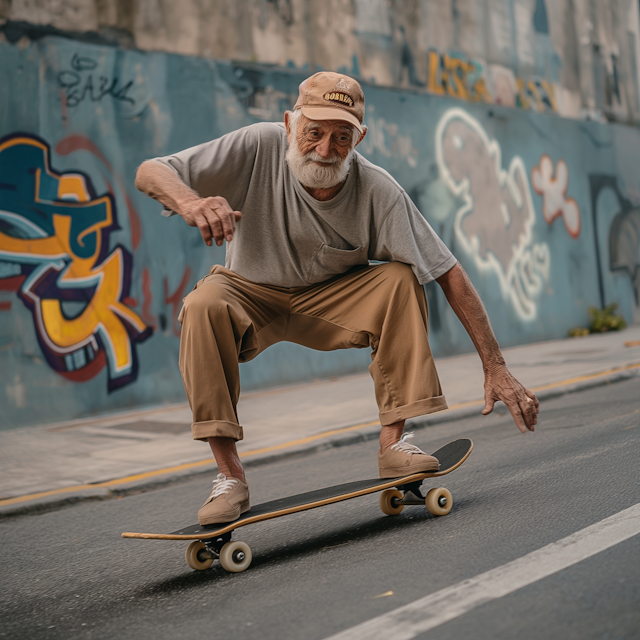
[286,134,354,190]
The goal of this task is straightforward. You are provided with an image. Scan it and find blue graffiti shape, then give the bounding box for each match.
[0,132,152,391]
[533,0,550,34]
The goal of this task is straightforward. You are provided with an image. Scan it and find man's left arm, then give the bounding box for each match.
[435,262,539,433]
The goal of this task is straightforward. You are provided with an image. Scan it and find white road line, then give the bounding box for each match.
[323,503,640,640]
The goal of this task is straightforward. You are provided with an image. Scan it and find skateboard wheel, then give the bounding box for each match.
[185,540,214,571]
[379,489,404,516]
[219,541,252,573]
[425,487,453,516]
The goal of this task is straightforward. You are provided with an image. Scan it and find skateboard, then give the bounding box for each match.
[122,438,472,573]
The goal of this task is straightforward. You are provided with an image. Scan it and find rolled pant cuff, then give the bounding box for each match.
[191,420,244,442]
[379,395,449,426]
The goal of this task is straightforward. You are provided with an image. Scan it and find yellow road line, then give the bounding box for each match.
[2,361,639,509]
[529,362,640,391]
[0,419,379,508]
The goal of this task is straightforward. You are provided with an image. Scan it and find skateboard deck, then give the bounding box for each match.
[122,438,472,573]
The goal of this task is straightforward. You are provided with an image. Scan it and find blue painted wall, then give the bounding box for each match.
[1,37,638,429]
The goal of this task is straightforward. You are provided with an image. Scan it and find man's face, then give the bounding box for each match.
[285,112,360,190]
[295,115,355,161]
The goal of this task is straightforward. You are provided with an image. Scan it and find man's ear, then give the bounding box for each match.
[284,111,292,140]
[355,126,367,148]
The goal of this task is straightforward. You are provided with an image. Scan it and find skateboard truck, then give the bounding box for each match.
[399,481,450,509]
[380,479,453,516]
[203,532,232,559]
[393,481,423,506]
[183,531,253,572]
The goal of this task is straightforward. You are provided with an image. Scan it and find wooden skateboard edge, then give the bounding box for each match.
[122,440,473,541]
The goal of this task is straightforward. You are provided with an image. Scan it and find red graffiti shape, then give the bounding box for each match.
[55,135,112,169]
[0,275,26,312]
[141,267,156,330]
[164,267,192,336]
[123,189,142,250]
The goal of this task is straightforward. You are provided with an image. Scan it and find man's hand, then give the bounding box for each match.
[482,364,539,433]
[134,161,242,247]
[436,263,540,434]
[179,196,242,247]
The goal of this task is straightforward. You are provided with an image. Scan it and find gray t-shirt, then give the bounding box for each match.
[155,122,456,287]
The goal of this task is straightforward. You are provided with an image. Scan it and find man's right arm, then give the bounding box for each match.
[135,160,242,247]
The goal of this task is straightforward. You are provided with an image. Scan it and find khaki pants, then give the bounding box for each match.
[178,262,447,441]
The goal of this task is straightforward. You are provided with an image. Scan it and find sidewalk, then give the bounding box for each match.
[1,326,640,517]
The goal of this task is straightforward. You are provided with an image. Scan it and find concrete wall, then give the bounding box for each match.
[3,0,640,124]
[1,32,639,429]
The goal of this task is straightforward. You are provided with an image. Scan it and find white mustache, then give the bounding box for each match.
[302,151,342,166]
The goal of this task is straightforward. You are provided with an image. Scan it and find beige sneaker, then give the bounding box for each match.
[198,473,250,526]
[378,433,440,478]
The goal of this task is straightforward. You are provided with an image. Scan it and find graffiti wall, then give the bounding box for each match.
[1,36,639,428]
[0,134,151,390]
[3,0,640,124]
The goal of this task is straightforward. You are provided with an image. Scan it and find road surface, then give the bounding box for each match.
[1,377,639,640]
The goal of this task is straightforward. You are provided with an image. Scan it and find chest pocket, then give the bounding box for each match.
[307,244,368,284]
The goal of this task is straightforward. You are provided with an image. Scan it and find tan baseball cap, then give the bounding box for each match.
[293,72,365,133]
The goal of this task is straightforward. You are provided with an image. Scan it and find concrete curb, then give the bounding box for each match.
[1,366,639,519]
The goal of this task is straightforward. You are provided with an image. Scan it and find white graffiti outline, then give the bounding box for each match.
[435,108,549,319]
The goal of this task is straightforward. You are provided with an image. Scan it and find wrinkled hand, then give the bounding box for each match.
[482,364,539,433]
[180,196,242,247]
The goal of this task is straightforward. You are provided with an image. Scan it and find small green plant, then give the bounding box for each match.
[568,303,627,337]
[588,303,627,333]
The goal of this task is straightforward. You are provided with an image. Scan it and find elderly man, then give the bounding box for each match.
[135,72,539,526]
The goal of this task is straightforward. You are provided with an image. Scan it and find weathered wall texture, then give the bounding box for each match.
[0,14,639,428]
[2,0,640,123]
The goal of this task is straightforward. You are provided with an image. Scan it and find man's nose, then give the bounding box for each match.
[315,134,332,158]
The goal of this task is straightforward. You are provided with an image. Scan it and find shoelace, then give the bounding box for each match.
[207,473,239,500]
[390,432,425,455]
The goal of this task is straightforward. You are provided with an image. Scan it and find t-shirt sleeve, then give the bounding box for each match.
[372,192,457,284]
[151,123,270,217]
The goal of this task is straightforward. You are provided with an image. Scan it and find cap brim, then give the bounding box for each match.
[300,106,363,133]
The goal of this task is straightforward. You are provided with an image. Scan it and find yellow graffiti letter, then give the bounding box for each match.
[427,51,446,96]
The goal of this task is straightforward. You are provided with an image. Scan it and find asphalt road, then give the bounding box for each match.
[1,378,639,640]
